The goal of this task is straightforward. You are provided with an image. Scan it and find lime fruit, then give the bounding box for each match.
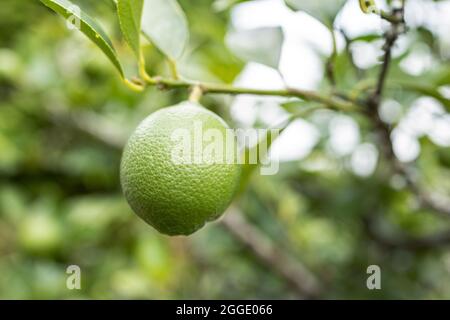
[120,101,241,236]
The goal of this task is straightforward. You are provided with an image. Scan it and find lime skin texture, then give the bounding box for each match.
[120,102,241,236]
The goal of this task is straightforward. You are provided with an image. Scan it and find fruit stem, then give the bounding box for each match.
[189,85,204,103]
[139,48,154,83]
[123,79,145,92]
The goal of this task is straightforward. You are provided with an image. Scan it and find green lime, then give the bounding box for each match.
[120,101,241,236]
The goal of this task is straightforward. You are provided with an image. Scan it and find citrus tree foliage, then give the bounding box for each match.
[0,0,450,299]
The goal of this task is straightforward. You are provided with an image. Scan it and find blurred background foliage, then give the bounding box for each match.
[0,0,450,299]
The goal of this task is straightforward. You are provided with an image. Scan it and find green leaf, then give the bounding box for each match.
[39,0,124,78]
[284,0,347,26]
[117,0,144,58]
[226,27,284,69]
[141,0,189,60]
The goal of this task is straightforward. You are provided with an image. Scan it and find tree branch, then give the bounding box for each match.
[221,207,323,299]
[370,7,405,106]
[365,3,450,218]
[325,27,338,87]
[140,76,360,112]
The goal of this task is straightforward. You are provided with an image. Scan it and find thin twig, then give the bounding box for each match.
[365,3,450,218]
[143,76,360,112]
[326,27,338,87]
[371,8,405,104]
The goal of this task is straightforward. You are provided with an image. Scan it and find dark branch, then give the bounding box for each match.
[365,3,450,218]
[370,7,405,106]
